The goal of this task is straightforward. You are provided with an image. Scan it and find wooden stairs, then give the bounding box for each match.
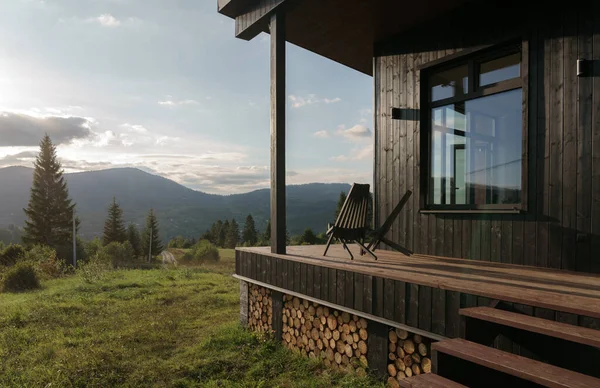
[400,306,600,387]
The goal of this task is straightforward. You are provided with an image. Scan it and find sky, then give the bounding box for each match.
[0,0,373,194]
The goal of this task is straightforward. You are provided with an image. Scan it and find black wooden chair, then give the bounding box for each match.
[365,190,413,256]
[323,183,375,260]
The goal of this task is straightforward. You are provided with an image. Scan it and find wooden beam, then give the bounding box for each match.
[270,11,286,254]
[235,0,285,41]
[218,0,248,18]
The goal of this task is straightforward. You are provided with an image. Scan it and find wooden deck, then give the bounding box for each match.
[237,245,600,320]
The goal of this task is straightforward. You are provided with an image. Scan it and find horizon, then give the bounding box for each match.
[0,1,373,195]
[0,163,354,196]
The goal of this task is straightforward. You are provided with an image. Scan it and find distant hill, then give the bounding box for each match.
[0,166,350,242]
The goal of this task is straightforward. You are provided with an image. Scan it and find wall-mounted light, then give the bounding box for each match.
[577,58,587,77]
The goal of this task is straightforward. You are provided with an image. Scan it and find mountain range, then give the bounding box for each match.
[0,166,350,242]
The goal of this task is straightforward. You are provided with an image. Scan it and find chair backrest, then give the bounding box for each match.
[334,183,370,231]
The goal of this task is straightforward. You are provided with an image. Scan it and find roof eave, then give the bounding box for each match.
[218,0,249,18]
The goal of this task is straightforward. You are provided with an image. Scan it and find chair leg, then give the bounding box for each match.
[323,233,335,256]
[341,240,354,260]
[356,240,378,261]
[381,237,413,256]
[367,238,381,253]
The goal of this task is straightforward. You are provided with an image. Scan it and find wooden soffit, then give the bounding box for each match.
[219,0,470,75]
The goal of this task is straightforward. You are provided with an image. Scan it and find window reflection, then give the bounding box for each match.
[430,65,468,101]
[430,89,522,205]
[479,53,521,86]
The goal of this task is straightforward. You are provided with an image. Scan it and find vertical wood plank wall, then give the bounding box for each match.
[374,3,600,275]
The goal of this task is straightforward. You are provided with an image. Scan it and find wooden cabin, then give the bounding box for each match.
[218,1,600,386]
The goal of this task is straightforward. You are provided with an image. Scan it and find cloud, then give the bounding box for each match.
[288,94,341,109]
[335,124,372,141]
[0,112,93,146]
[0,150,38,167]
[121,123,147,133]
[155,135,180,145]
[313,130,329,139]
[95,14,120,27]
[330,145,373,162]
[158,98,199,107]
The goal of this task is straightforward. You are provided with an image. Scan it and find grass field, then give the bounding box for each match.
[0,249,381,387]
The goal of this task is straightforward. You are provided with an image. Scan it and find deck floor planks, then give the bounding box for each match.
[238,245,600,319]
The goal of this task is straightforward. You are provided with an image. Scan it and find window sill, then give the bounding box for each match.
[419,208,523,215]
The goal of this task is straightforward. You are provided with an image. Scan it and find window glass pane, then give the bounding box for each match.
[430,65,468,101]
[430,103,467,204]
[479,52,521,86]
[430,89,522,206]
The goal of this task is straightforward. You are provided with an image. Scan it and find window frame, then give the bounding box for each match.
[419,42,529,213]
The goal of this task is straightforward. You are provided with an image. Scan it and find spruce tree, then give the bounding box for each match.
[126,223,142,257]
[23,135,75,249]
[210,220,223,246]
[200,230,212,242]
[141,209,163,259]
[225,219,240,249]
[300,228,317,245]
[103,197,127,245]
[219,220,228,247]
[242,214,258,246]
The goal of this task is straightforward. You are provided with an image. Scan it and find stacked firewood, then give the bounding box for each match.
[248,285,273,333]
[386,328,432,387]
[281,295,369,375]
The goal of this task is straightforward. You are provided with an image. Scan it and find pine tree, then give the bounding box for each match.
[210,220,224,246]
[300,228,317,245]
[334,191,347,220]
[103,197,127,245]
[225,219,240,248]
[242,214,258,246]
[142,209,163,259]
[23,135,76,250]
[219,220,228,247]
[127,223,142,257]
[200,230,212,242]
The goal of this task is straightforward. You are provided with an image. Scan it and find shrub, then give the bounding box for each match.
[25,245,67,279]
[77,254,112,283]
[102,241,136,268]
[0,244,26,266]
[1,262,40,293]
[182,240,220,263]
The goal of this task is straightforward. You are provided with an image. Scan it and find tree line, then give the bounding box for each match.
[102,197,163,259]
[8,135,164,264]
[6,134,372,261]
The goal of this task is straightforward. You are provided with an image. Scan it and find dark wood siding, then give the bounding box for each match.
[374,2,600,273]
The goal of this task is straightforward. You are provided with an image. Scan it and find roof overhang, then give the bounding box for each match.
[218,0,472,75]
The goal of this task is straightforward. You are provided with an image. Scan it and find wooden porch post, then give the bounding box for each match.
[270,11,286,254]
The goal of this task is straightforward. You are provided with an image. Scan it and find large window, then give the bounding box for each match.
[425,46,524,210]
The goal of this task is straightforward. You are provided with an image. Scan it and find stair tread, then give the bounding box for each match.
[398,373,467,388]
[433,338,600,388]
[460,306,600,348]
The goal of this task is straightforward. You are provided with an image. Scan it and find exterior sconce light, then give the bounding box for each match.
[577,59,587,77]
